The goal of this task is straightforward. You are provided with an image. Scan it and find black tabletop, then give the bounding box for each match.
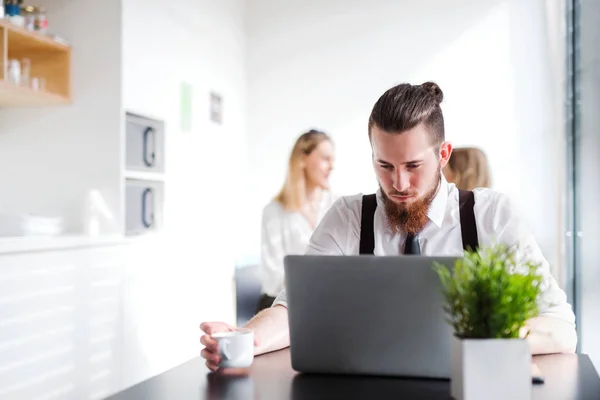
[105,349,600,400]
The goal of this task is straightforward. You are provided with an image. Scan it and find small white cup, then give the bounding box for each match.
[212,329,254,369]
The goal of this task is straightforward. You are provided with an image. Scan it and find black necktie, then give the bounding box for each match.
[404,233,421,255]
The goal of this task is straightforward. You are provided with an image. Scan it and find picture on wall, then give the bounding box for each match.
[210,91,223,124]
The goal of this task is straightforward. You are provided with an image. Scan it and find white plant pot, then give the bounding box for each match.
[450,336,531,400]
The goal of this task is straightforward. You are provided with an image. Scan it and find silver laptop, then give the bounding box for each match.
[283,255,457,379]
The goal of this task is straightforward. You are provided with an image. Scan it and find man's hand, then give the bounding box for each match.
[200,305,291,372]
[199,321,258,372]
[522,316,577,355]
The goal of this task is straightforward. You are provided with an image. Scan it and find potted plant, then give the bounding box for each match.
[434,243,543,400]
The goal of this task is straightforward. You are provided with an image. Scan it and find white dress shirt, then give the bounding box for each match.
[272,177,576,333]
[259,190,338,297]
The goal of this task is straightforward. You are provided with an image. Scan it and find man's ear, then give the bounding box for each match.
[438,142,453,168]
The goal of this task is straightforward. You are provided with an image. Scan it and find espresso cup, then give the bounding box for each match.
[212,329,255,369]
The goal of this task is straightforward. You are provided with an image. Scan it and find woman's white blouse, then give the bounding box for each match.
[259,191,338,297]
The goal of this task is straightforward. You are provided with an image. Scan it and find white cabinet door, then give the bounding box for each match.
[0,237,237,398]
[0,245,125,400]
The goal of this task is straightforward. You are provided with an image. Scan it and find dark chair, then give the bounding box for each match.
[234,264,262,326]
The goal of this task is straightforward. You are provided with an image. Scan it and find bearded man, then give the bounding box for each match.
[199,82,577,371]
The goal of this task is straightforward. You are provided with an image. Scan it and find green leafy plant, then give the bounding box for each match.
[434,244,543,339]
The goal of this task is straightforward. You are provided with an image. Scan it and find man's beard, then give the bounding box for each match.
[380,168,442,235]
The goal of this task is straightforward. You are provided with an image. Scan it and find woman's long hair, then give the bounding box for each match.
[274,129,331,211]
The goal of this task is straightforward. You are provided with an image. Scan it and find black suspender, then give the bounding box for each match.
[457,189,479,252]
[359,193,377,255]
[358,189,479,254]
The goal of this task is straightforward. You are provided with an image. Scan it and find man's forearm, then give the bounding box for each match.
[244,305,290,356]
[243,309,577,356]
[525,316,577,355]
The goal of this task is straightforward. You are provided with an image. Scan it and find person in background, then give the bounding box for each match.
[255,129,337,314]
[443,147,491,191]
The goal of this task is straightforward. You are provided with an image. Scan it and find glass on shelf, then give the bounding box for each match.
[31,77,46,91]
[20,58,31,87]
[34,7,48,33]
[22,5,36,31]
[7,59,20,85]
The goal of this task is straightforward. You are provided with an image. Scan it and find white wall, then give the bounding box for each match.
[121,0,246,389]
[0,0,123,235]
[244,0,566,277]
[122,0,247,260]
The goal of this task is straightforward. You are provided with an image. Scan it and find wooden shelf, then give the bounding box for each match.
[0,20,72,107]
[0,80,70,106]
[1,19,70,53]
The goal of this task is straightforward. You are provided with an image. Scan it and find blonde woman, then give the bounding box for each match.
[443,147,491,191]
[256,129,337,313]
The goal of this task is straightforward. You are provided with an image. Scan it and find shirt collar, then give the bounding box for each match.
[427,174,448,229]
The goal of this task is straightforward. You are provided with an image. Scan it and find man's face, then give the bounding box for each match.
[370,123,452,233]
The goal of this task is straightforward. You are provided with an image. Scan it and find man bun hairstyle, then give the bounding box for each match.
[421,81,444,104]
[368,81,445,145]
